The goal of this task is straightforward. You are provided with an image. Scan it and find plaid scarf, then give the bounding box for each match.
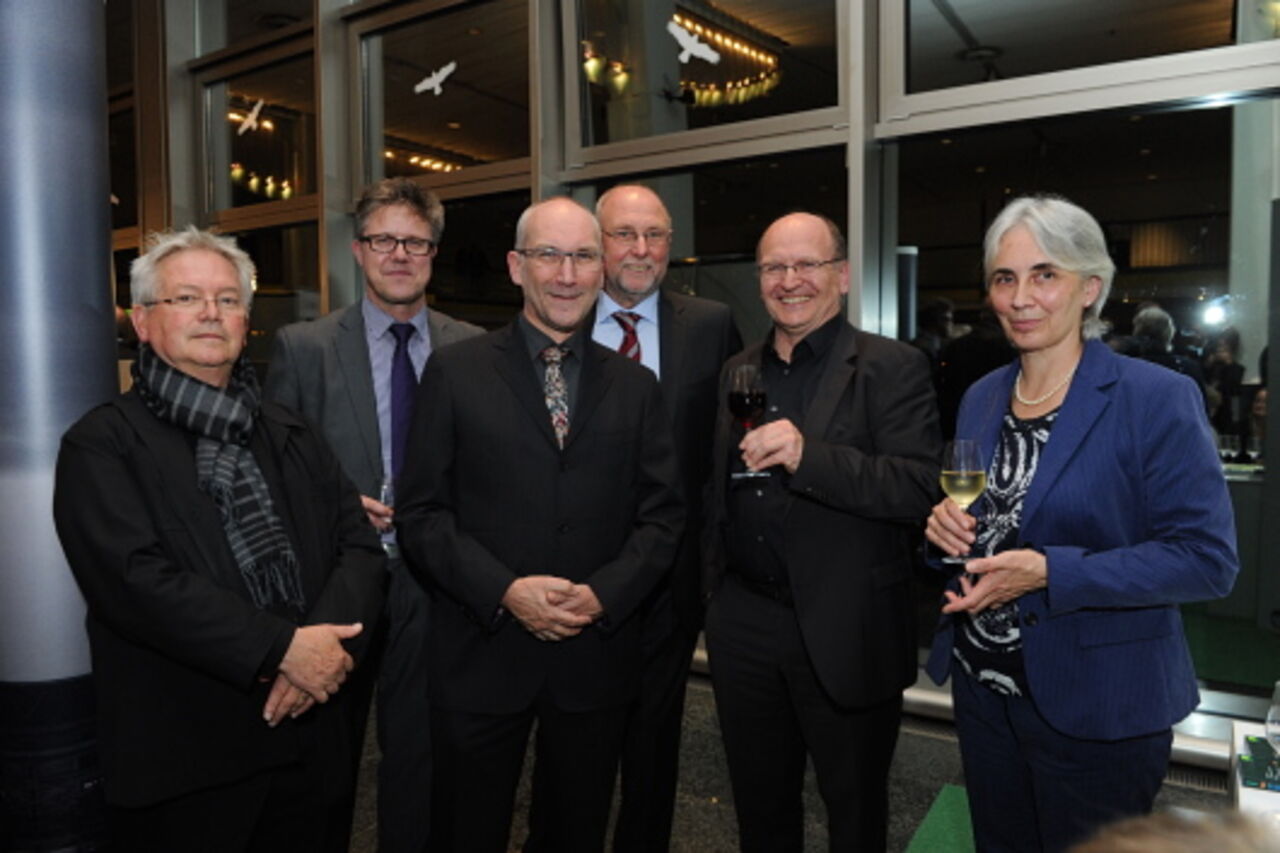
[133,345,306,614]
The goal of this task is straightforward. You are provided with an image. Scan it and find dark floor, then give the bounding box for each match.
[347,677,1230,852]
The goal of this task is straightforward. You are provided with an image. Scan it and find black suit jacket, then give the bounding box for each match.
[595,290,741,634]
[396,323,684,715]
[53,391,386,806]
[704,322,941,708]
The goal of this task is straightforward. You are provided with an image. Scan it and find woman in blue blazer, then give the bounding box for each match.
[924,196,1238,852]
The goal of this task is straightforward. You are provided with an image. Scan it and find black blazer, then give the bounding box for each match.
[396,323,684,715]
[704,323,941,708]
[53,391,385,807]
[595,291,741,634]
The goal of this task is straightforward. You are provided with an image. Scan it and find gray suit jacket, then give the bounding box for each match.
[264,301,484,495]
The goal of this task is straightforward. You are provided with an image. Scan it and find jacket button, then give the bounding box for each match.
[1023,612,1039,627]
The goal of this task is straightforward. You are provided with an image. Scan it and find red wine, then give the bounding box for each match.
[728,391,766,429]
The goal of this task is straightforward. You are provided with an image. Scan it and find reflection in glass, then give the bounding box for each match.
[577,0,837,146]
[429,191,531,327]
[899,107,1233,351]
[195,0,311,55]
[227,222,319,365]
[106,0,134,91]
[905,0,1251,93]
[205,56,315,211]
[113,248,137,310]
[365,0,529,185]
[109,109,138,230]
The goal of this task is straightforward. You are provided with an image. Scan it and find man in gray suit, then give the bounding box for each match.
[266,177,482,853]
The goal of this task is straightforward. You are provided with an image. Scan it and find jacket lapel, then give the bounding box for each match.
[1018,341,1117,534]
[335,305,384,481]
[566,341,613,450]
[657,292,683,411]
[493,323,562,451]
[803,323,858,436]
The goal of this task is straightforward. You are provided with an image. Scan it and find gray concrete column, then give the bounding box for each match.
[0,0,115,847]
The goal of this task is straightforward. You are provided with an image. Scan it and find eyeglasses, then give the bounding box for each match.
[514,247,603,270]
[143,294,246,314]
[603,228,673,245]
[360,234,438,257]
[757,258,845,281]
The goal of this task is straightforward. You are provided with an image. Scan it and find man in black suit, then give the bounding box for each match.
[396,197,684,852]
[704,212,940,851]
[53,227,384,852]
[590,184,740,851]
[266,177,482,853]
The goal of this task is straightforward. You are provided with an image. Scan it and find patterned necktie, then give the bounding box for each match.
[540,345,570,449]
[389,322,416,480]
[612,311,642,362]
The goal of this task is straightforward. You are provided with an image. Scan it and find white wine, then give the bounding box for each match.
[941,471,986,510]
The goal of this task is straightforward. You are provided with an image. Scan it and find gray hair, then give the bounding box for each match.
[1133,305,1175,349]
[983,195,1115,339]
[130,226,255,309]
[354,177,445,242]
[514,197,601,248]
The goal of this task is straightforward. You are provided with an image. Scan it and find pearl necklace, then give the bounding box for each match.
[1014,367,1076,406]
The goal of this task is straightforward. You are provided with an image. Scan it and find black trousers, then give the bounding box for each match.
[705,576,902,853]
[375,557,434,853]
[611,593,699,853]
[108,718,351,853]
[431,692,628,853]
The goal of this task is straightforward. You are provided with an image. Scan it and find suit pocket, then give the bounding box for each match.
[1076,607,1175,648]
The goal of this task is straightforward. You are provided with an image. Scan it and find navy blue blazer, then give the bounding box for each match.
[926,340,1238,741]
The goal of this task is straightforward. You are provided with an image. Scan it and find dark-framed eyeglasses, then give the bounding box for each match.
[142,294,246,314]
[514,247,603,270]
[603,228,673,245]
[757,258,845,281]
[360,234,438,257]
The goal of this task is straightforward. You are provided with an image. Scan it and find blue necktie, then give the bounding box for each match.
[390,323,416,480]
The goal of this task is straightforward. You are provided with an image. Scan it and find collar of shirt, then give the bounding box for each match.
[361,296,430,347]
[516,312,588,365]
[765,312,844,368]
[594,289,661,377]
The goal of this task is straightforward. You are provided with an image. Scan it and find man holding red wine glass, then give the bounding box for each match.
[703,212,941,851]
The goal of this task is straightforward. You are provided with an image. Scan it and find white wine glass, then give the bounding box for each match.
[940,439,986,565]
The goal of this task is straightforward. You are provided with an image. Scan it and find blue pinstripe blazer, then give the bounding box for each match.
[926,339,1239,741]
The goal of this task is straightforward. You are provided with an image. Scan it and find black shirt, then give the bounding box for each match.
[724,314,844,590]
[517,313,586,416]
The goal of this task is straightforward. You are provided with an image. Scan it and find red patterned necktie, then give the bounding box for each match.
[540,345,569,448]
[612,311,642,362]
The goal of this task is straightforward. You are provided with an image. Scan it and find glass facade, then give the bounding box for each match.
[905,0,1244,93]
[204,55,316,211]
[228,221,320,365]
[576,0,838,146]
[428,189,532,326]
[363,0,530,186]
[108,109,138,231]
[195,0,313,55]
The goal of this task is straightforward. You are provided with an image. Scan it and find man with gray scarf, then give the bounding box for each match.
[53,227,384,852]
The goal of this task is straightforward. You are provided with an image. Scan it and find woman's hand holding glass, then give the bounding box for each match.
[925,495,980,563]
[940,549,1049,615]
